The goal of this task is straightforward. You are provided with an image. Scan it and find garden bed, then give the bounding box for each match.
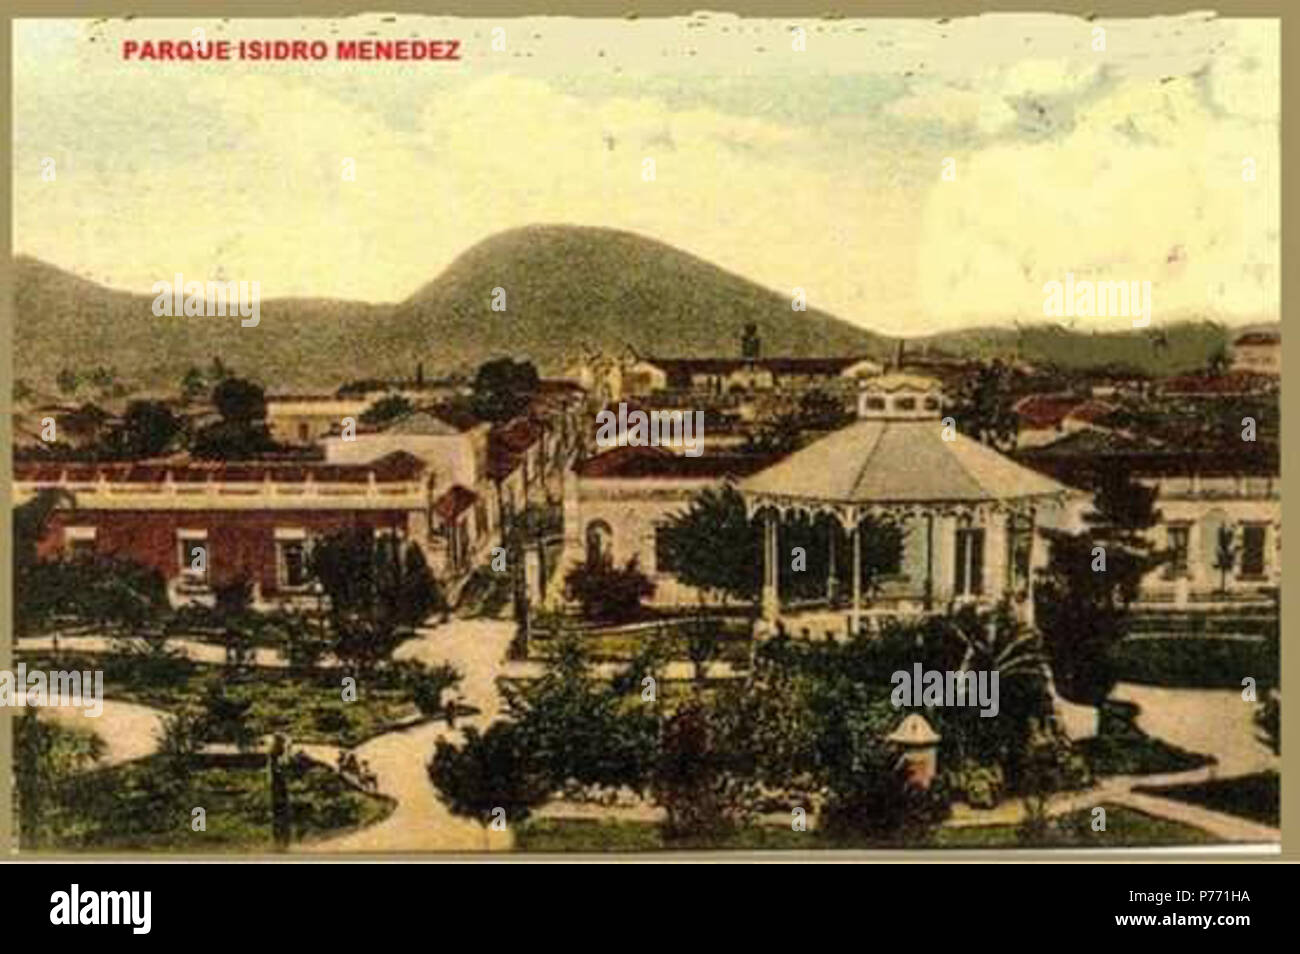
[1132,771,1280,827]
[1112,635,1276,689]
[16,651,422,748]
[20,752,393,852]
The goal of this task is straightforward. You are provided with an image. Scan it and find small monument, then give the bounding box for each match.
[886,713,941,790]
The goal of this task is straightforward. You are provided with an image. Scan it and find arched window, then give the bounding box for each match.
[586,520,613,565]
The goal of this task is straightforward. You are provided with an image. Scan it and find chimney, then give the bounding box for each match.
[895,339,905,369]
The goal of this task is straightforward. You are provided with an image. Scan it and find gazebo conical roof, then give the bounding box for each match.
[739,418,1073,521]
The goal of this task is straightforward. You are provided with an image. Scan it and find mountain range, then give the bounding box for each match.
[12,225,1272,397]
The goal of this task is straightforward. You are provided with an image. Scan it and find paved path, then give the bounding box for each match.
[17,634,296,668]
[37,698,169,767]
[297,619,517,853]
[1111,682,1279,778]
[945,683,1280,844]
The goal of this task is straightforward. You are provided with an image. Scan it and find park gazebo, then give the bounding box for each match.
[739,374,1079,638]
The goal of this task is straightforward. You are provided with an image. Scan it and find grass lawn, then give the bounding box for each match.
[1113,634,1277,688]
[1078,700,1214,776]
[20,752,393,853]
[1133,771,1280,827]
[516,804,1220,852]
[17,651,422,748]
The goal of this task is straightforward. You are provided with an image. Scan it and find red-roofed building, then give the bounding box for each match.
[1013,394,1117,448]
[13,453,442,609]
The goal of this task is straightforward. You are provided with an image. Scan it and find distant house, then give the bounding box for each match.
[1158,371,1276,398]
[1016,440,1281,606]
[561,445,778,607]
[1013,394,1117,448]
[629,354,882,398]
[265,393,379,445]
[1231,331,1281,376]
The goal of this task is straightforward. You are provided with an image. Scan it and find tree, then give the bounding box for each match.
[192,376,278,459]
[658,483,760,604]
[950,359,1019,451]
[429,637,656,822]
[56,368,79,395]
[211,377,267,425]
[180,366,207,405]
[650,697,758,841]
[360,394,414,427]
[1206,345,1231,376]
[104,400,186,458]
[1036,469,1168,706]
[469,358,539,424]
[309,530,444,672]
[563,553,655,623]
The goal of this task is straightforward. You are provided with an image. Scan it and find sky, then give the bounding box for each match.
[13,13,1279,336]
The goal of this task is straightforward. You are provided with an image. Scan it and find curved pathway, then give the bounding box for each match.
[36,698,169,767]
[946,682,1280,844]
[297,619,517,853]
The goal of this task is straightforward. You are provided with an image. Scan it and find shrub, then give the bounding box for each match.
[563,554,655,623]
[428,722,552,824]
[948,761,1005,810]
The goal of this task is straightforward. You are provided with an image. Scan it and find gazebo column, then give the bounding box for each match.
[1024,509,1038,628]
[826,520,838,605]
[923,513,935,611]
[850,518,862,636]
[761,509,779,624]
[985,509,1008,607]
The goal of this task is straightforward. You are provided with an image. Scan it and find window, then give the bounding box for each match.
[297,421,311,443]
[177,530,209,586]
[954,528,985,596]
[923,397,941,411]
[654,526,678,573]
[64,526,96,560]
[276,530,310,588]
[586,520,613,565]
[894,397,917,412]
[865,396,887,411]
[1240,524,1267,578]
[1165,524,1190,579]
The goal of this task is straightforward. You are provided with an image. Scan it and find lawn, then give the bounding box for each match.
[516,804,1221,851]
[16,650,424,748]
[19,752,393,853]
[1133,771,1280,827]
[1113,634,1277,688]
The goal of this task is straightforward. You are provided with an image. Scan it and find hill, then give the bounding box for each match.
[13,225,889,394]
